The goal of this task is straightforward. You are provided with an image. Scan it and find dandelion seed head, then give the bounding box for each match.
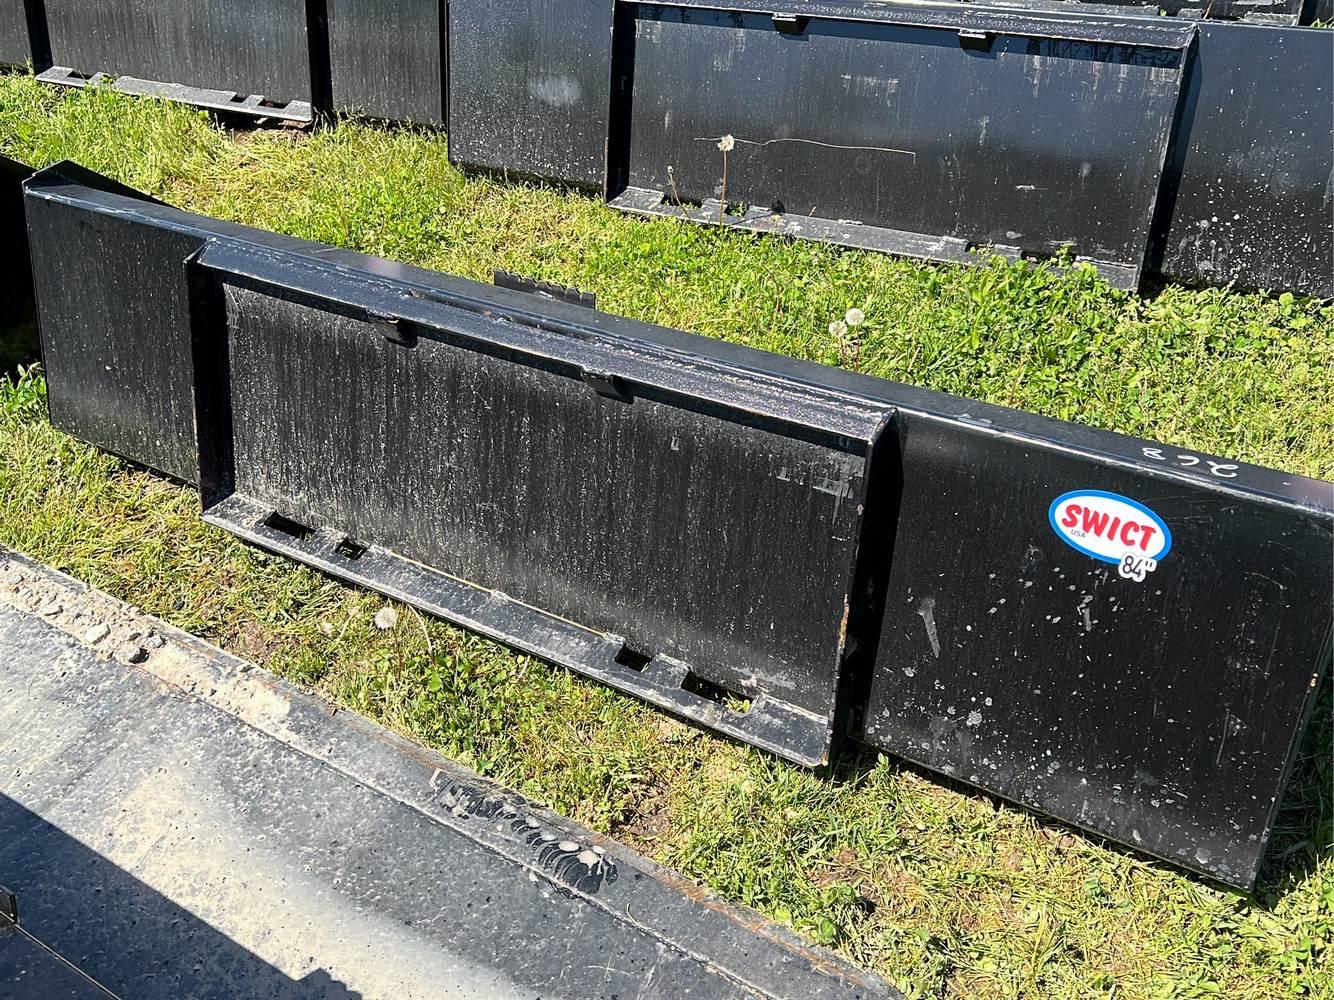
[373,607,399,631]
[829,320,848,338]
[845,308,865,327]
[717,134,736,152]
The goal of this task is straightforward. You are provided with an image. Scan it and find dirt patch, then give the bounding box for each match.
[953,904,983,935]
[871,867,925,920]
[654,715,695,744]
[813,847,864,892]
[234,620,277,663]
[616,788,674,854]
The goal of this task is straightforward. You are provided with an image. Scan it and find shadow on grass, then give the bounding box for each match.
[0,319,39,379]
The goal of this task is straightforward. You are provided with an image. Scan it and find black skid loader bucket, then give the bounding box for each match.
[14,0,447,125]
[34,0,318,122]
[20,161,1333,891]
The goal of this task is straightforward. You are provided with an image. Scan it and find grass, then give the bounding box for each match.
[1,74,1331,999]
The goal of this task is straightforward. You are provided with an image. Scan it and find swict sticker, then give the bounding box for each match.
[1048,490,1172,582]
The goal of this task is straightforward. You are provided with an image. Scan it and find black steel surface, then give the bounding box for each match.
[22,164,1333,889]
[0,550,895,999]
[191,238,894,766]
[25,165,224,483]
[0,154,36,372]
[448,0,615,188]
[328,0,445,124]
[0,0,31,67]
[24,162,412,482]
[41,0,313,109]
[1154,22,1334,296]
[857,411,1332,889]
[0,932,112,1000]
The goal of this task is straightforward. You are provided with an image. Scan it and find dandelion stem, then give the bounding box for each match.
[716,135,735,223]
[720,150,728,224]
